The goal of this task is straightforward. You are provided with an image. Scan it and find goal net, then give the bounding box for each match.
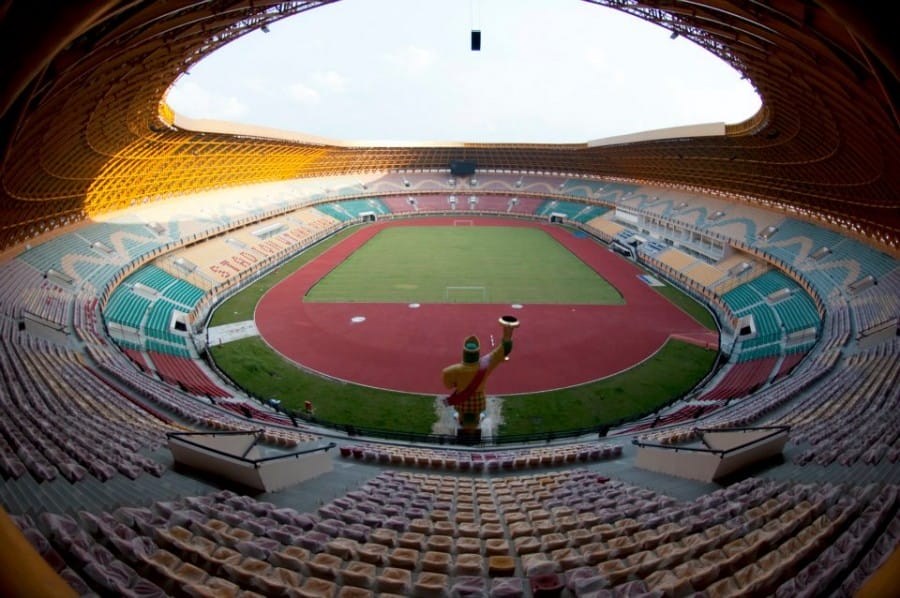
[453,219,474,226]
[444,286,488,303]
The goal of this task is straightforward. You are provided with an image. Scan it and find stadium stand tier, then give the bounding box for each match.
[0,1,898,596]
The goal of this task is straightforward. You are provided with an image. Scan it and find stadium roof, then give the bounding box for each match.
[0,1,897,253]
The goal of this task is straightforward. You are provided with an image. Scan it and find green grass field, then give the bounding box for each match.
[209,222,718,437]
[209,336,715,435]
[305,226,624,304]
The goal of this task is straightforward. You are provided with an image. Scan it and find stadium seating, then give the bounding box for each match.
[2,0,898,591]
[8,471,898,598]
[0,173,897,597]
[315,198,390,221]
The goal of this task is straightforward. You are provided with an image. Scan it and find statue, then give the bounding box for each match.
[442,315,519,444]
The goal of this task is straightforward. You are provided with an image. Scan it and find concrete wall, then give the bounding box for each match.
[167,434,332,491]
[257,451,332,492]
[636,429,789,482]
[588,122,725,147]
[635,446,722,482]
[187,432,258,456]
[713,432,788,480]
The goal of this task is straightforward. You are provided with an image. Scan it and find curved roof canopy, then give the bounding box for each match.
[0,1,897,251]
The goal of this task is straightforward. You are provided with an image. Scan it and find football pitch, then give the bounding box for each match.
[210,220,718,437]
[304,226,624,304]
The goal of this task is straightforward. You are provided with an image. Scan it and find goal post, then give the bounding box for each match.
[452,219,474,226]
[444,286,488,303]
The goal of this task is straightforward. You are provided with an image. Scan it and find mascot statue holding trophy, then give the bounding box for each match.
[442,315,519,444]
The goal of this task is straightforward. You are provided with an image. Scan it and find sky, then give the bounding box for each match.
[165,0,761,144]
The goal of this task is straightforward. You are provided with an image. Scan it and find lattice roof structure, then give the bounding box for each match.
[0,1,897,253]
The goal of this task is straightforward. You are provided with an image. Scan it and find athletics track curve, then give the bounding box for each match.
[254,217,717,395]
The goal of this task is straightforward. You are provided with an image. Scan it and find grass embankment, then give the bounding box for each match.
[651,283,718,330]
[210,336,715,436]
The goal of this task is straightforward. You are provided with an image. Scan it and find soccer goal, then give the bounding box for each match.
[444,286,488,303]
[453,219,474,226]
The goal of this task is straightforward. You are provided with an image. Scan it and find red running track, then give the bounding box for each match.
[255,217,717,395]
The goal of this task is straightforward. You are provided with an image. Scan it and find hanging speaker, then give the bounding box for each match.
[471,30,481,51]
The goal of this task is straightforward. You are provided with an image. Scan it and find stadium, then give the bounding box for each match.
[0,1,897,597]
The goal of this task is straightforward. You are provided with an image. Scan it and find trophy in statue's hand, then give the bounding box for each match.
[499,315,519,358]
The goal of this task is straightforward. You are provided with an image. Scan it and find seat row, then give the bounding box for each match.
[15,470,897,597]
[340,443,622,471]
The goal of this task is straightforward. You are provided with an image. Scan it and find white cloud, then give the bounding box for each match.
[312,70,349,93]
[165,80,247,120]
[242,77,275,96]
[582,47,610,73]
[289,82,321,104]
[216,97,248,120]
[285,72,348,111]
[667,84,761,126]
[384,45,435,75]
